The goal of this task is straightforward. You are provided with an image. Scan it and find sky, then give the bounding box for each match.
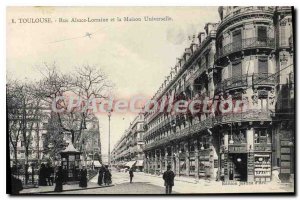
[7,6,220,157]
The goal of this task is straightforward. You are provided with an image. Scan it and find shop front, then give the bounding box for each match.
[219,125,273,182]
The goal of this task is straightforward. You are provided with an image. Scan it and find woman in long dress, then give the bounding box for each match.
[79,167,87,188]
[54,166,63,192]
[97,166,105,186]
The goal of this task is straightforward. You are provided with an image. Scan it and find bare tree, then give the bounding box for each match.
[7,80,45,184]
[7,80,24,166]
[37,64,112,150]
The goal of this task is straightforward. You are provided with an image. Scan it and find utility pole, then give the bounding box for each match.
[107,109,112,169]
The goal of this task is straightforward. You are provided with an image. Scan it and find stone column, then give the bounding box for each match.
[164,147,168,172]
[185,142,190,176]
[176,144,180,176]
[171,145,175,172]
[149,152,153,173]
[154,150,158,175]
[194,140,199,180]
[247,128,254,182]
[224,132,229,181]
[144,152,148,173]
[159,149,163,174]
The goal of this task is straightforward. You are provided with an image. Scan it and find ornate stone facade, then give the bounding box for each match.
[143,7,294,183]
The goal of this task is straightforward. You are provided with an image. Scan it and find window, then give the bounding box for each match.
[257,26,267,43]
[205,53,209,68]
[280,25,287,46]
[231,60,242,78]
[218,36,223,55]
[258,57,268,74]
[232,29,242,50]
[254,129,271,144]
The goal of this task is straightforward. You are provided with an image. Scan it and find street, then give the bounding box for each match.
[48,171,167,194]
[19,170,293,194]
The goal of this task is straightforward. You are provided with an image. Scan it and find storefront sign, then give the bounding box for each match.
[254,145,272,151]
[228,145,247,153]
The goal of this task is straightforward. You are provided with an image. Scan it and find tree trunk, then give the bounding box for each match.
[71,130,75,144]
[14,150,18,166]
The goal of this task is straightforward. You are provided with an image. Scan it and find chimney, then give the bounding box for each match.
[190,35,198,53]
[198,32,205,44]
[184,48,192,61]
[177,58,183,67]
[205,23,219,36]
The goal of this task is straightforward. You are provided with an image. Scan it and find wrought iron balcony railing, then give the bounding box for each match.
[215,73,275,93]
[217,37,275,60]
[144,109,273,150]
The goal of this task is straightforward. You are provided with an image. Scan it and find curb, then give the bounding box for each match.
[21,184,115,194]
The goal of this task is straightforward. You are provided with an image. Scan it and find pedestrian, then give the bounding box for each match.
[10,174,23,194]
[104,166,112,185]
[97,165,105,186]
[129,167,134,183]
[79,166,88,188]
[38,163,47,186]
[46,163,54,186]
[163,165,175,194]
[54,166,63,192]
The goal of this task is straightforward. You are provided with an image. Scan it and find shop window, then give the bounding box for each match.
[254,129,271,144]
[190,160,196,173]
[232,130,246,144]
[190,144,195,152]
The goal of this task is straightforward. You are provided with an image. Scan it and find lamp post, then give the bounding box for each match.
[107,109,113,169]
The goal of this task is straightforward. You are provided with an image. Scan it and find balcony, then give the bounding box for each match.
[220,7,274,29]
[215,73,275,93]
[144,117,214,150]
[216,37,275,61]
[214,109,273,124]
[252,73,276,87]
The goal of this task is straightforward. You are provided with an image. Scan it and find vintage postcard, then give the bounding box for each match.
[6,6,295,195]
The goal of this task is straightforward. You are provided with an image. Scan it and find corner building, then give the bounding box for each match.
[143,6,294,183]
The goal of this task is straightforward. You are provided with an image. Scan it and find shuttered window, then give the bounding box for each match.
[280,25,287,46]
[232,29,242,50]
[232,60,242,77]
[258,57,268,74]
[257,26,267,42]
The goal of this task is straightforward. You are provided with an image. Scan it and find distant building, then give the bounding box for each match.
[111,113,145,171]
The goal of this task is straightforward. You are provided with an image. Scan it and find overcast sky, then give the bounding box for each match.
[7,7,219,158]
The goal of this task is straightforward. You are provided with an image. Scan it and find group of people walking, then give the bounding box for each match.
[97,165,112,186]
[53,165,88,192]
[36,163,175,194]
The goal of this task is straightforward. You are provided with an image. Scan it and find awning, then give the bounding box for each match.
[93,161,102,167]
[135,160,144,167]
[125,160,137,167]
[255,154,270,157]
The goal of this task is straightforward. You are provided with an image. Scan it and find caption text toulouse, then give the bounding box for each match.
[11,16,173,24]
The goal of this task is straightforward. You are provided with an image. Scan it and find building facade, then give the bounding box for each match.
[111,113,145,171]
[143,6,294,182]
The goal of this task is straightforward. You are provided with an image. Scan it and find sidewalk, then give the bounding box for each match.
[20,181,114,194]
[137,173,294,194]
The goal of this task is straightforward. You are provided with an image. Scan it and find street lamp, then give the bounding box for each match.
[107,109,113,169]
